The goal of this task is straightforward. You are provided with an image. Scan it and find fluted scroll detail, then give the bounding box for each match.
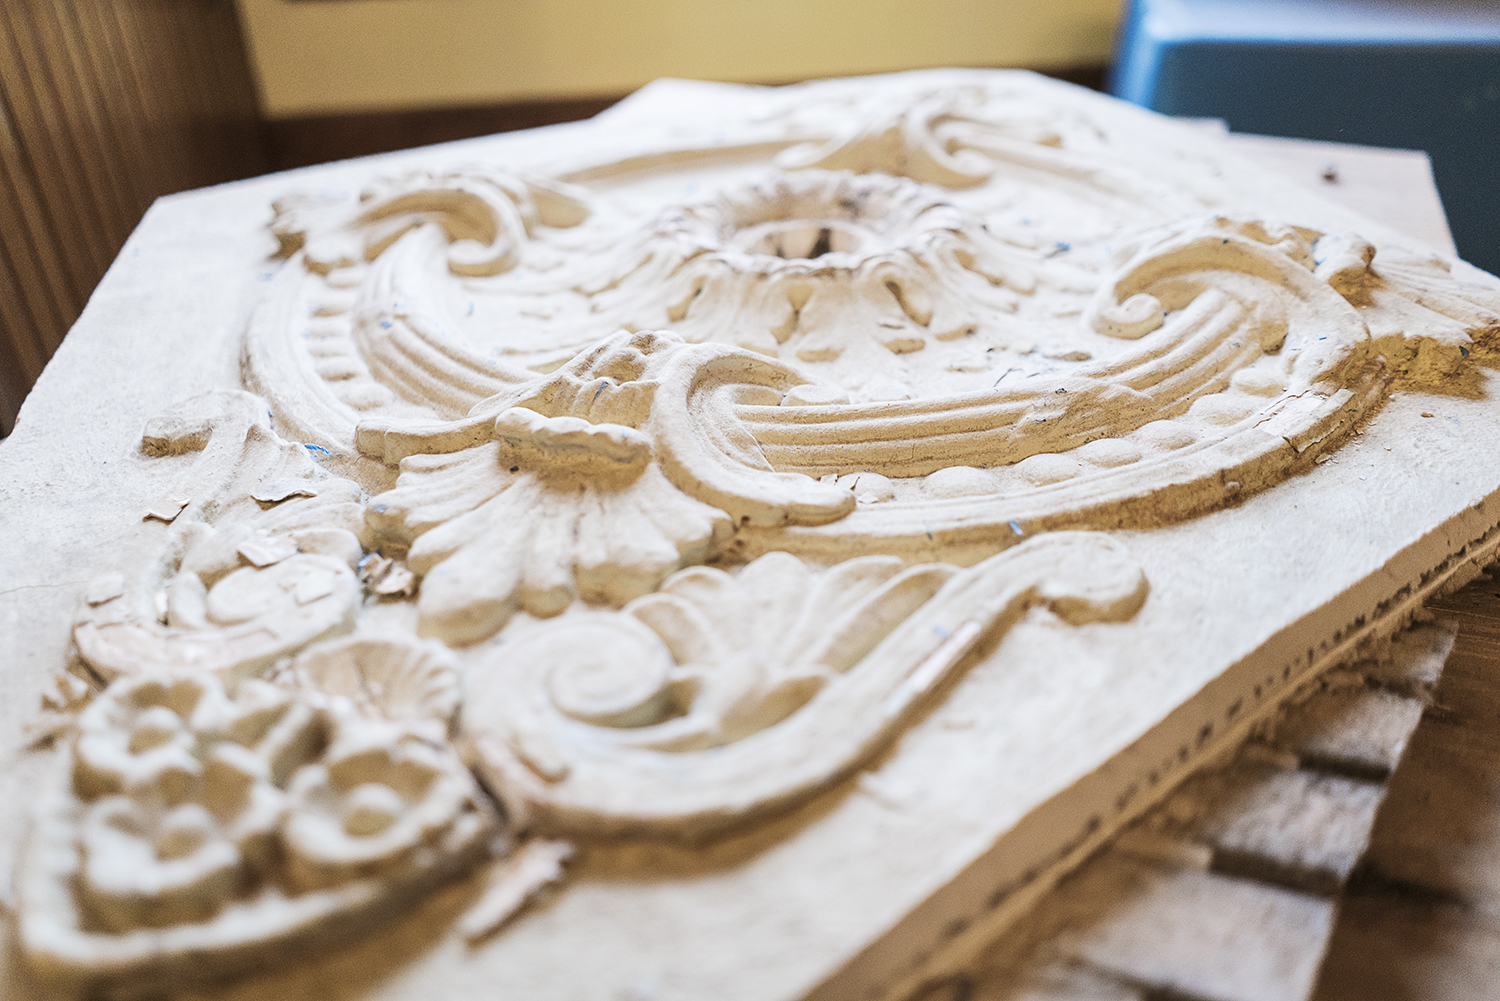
[461,533,1148,840]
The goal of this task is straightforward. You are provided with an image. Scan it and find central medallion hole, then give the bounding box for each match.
[740,220,865,260]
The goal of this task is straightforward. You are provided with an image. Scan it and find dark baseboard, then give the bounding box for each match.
[265,95,626,171]
[263,64,1108,171]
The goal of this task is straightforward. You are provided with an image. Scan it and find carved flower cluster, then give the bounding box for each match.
[68,670,489,933]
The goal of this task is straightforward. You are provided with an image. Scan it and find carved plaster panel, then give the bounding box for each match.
[7,69,1500,1001]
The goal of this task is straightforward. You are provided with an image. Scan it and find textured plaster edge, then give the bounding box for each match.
[824,494,1500,1001]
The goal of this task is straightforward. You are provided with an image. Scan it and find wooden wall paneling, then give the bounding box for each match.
[64,2,156,222]
[204,1,268,182]
[4,4,117,287]
[0,226,49,392]
[107,0,192,197]
[165,0,264,189]
[156,0,217,190]
[0,87,71,346]
[112,2,189,197]
[29,2,135,252]
[0,10,91,316]
[96,1,179,201]
[0,0,269,434]
[42,2,149,235]
[143,0,233,193]
[0,237,40,435]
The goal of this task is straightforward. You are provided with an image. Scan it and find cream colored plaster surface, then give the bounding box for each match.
[1225,133,1457,256]
[2,71,1500,1001]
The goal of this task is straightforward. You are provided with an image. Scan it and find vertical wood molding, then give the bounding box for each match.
[0,0,267,436]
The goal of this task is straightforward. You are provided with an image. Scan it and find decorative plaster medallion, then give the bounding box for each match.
[13,70,1500,998]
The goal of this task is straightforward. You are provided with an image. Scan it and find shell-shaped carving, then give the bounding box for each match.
[463,532,1148,840]
[294,634,462,729]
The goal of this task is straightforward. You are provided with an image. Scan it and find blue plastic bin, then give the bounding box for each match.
[1111,0,1500,274]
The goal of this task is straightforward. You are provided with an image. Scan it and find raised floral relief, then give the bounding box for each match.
[74,390,366,682]
[19,671,495,992]
[18,74,1500,995]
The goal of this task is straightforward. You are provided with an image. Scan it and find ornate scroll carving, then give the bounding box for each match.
[574,171,1036,361]
[20,72,1500,994]
[18,670,495,992]
[272,168,590,278]
[246,168,592,466]
[462,533,1147,840]
[75,391,366,682]
[362,329,854,643]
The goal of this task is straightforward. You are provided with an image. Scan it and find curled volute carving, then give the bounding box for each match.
[74,391,366,682]
[21,73,1500,993]
[362,329,857,644]
[272,168,590,279]
[461,533,1148,840]
[245,151,1500,571]
[18,671,495,992]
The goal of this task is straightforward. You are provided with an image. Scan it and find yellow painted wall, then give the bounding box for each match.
[236,0,1123,118]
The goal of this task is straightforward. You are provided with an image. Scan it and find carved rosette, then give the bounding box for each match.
[19,670,494,991]
[21,74,1500,991]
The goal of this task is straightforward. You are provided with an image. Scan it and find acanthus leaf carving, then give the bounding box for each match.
[460,532,1148,840]
[362,329,859,644]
